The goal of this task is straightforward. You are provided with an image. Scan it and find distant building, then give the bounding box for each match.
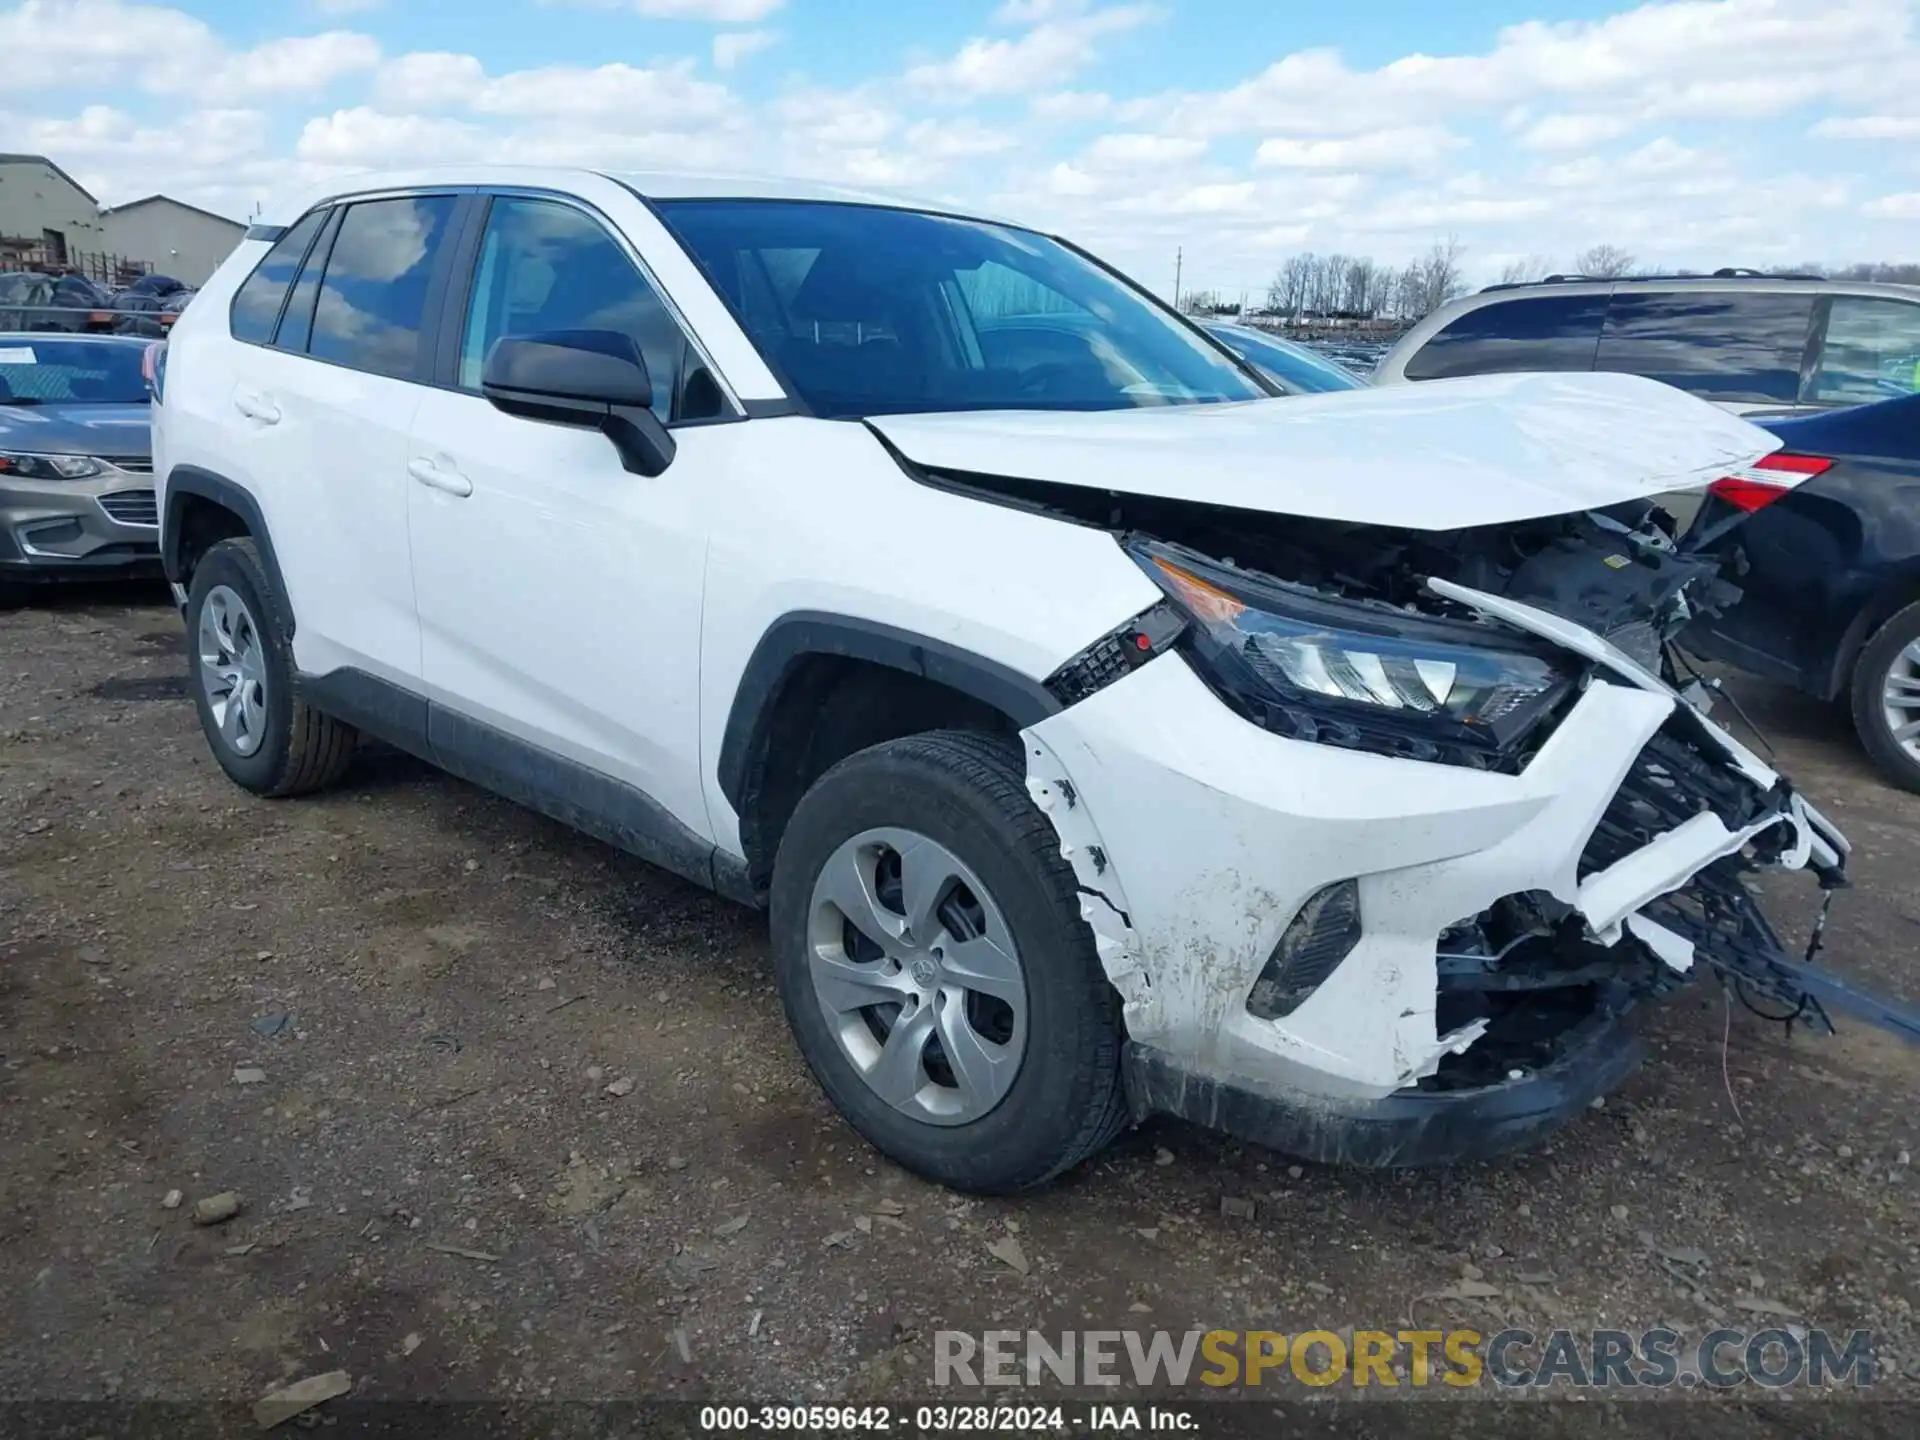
[0,154,243,286]
[99,195,245,286]
[0,153,108,268]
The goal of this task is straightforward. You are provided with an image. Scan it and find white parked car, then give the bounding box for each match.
[152,167,1889,1194]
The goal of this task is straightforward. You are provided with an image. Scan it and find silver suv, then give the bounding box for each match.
[1376,273,1920,418]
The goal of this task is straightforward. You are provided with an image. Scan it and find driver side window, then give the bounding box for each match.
[459,197,724,422]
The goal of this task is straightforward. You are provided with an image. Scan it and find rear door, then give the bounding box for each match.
[229,192,465,685]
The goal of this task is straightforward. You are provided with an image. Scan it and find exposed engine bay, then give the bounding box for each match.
[940,463,1920,1094]
[930,465,1734,673]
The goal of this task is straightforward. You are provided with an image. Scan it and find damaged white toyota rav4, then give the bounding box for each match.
[154,168,1916,1193]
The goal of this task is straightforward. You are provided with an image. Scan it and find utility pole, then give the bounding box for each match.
[1173,247,1183,310]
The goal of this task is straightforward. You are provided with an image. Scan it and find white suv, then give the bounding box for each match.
[153,167,1883,1193]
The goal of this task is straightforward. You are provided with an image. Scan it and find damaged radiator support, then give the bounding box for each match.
[1586,716,1920,1045]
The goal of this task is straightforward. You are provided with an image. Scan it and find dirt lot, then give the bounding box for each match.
[4,583,1919,1422]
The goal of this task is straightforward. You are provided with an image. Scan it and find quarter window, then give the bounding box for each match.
[228,209,327,345]
[274,209,342,354]
[308,196,460,381]
[458,197,721,422]
[1593,292,1814,404]
[1401,295,1610,381]
[1813,297,1920,404]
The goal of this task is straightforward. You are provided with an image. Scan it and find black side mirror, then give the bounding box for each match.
[480,329,677,477]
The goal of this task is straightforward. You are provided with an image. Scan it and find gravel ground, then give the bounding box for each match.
[3,583,1918,1425]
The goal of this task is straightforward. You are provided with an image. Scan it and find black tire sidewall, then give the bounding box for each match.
[1852,602,1920,794]
[185,541,298,794]
[771,736,1120,1193]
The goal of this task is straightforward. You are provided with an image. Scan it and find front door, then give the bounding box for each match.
[405,193,732,844]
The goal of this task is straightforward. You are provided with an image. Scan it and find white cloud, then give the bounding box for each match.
[1029,90,1112,122]
[633,0,782,19]
[1813,114,1920,139]
[4,0,1917,293]
[0,1,379,99]
[191,32,383,103]
[712,29,777,70]
[1139,0,1915,138]
[471,61,741,127]
[375,52,490,109]
[1255,126,1464,170]
[907,4,1158,97]
[1518,112,1635,149]
[1863,191,1920,218]
[903,118,1018,161]
[1083,133,1207,167]
[295,106,488,166]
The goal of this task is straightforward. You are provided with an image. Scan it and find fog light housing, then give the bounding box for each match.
[1247,880,1363,1020]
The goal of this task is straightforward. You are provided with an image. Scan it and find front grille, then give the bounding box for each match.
[1579,715,1773,879]
[98,490,158,526]
[104,456,153,474]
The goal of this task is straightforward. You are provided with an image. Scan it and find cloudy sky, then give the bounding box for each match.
[3,0,1917,294]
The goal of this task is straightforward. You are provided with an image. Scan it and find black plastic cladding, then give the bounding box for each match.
[1044,603,1187,706]
[1247,879,1365,1020]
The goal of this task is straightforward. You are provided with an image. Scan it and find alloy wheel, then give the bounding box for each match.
[1883,639,1920,763]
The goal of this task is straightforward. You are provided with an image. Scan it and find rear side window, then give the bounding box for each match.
[274,209,342,355]
[1594,292,1814,403]
[1401,295,1608,380]
[228,209,327,345]
[1813,297,1920,404]
[308,196,460,380]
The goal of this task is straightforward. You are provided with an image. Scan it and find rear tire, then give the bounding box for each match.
[185,537,358,797]
[1851,601,1920,794]
[770,730,1129,1194]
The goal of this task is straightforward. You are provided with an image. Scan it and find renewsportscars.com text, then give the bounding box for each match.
[933,1327,1876,1390]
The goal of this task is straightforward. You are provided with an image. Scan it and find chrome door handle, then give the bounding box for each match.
[407,457,473,497]
[233,391,280,424]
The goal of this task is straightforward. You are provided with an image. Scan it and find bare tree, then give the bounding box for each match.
[1341,256,1375,315]
[1411,234,1469,319]
[1393,263,1426,321]
[1576,244,1636,279]
[1497,254,1557,285]
[1363,263,1396,317]
[1831,261,1920,284]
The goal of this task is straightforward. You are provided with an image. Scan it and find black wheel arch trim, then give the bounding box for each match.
[1823,566,1920,702]
[161,465,286,604]
[715,612,1062,813]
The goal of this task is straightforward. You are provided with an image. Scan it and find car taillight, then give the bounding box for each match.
[1707,451,1833,512]
[142,340,167,404]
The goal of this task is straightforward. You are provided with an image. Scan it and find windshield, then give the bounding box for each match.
[1207,325,1364,394]
[653,199,1269,419]
[0,338,149,405]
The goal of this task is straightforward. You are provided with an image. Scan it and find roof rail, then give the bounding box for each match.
[1480,269,1831,293]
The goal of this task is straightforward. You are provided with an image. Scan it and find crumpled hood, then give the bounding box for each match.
[868,371,1781,531]
[0,402,151,460]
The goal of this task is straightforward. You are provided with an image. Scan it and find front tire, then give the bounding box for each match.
[1851,600,1920,794]
[770,730,1129,1194]
[185,537,358,797]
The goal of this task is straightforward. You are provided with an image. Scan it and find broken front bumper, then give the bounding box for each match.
[1022,600,1884,1161]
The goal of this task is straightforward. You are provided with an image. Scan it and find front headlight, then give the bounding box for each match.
[1132,539,1579,769]
[0,451,106,480]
